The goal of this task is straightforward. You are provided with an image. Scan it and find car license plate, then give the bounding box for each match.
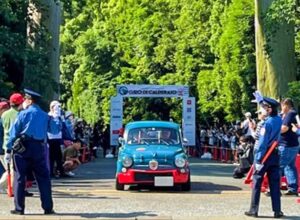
[154,176,174,186]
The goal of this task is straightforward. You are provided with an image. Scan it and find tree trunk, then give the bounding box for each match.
[255,0,296,99]
[25,0,61,100]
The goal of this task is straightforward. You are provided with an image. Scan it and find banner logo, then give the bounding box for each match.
[118,86,128,95]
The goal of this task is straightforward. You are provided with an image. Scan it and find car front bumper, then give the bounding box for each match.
[117,168,190,184]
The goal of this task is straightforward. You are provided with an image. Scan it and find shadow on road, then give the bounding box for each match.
[125,181,242,194]
[26,211,157,218]
[50,191,120,199]
[252,215,300,219]
[191,181,242,192]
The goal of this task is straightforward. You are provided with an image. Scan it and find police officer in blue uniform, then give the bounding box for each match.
[245,93,284,218]
[4,89,61,215]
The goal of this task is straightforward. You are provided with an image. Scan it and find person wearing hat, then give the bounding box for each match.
[0,101,9,190]
[245,92,283,218]
[278,98,299,196]
[47,100,67,178]
[64,111,75,141]
[0,93,23,193]
[4,89,61,215]
[0,101,10,153]
[1,94,23,155]
[0,94,23,193]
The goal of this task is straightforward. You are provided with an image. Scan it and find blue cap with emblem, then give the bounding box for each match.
[262,97,280,108]
[24,88,42,99]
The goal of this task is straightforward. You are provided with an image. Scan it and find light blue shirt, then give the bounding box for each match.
[6,104,61,150]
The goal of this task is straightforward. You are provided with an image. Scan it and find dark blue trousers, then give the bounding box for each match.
[249,153,281,213]
[13,140,53,212]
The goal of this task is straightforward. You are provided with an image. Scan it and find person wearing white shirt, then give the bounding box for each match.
[47,101,66,178]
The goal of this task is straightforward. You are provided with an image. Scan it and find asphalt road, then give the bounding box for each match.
[0,157,299,220]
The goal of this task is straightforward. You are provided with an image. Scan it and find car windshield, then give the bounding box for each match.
[127,127,180,145]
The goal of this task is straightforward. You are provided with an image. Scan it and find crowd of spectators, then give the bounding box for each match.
[0,93,113,194]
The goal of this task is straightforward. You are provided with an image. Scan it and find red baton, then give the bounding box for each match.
[7,163,13,197]
[244,141,278,184]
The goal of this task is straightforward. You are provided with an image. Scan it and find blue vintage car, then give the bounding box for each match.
[116,121,191,191]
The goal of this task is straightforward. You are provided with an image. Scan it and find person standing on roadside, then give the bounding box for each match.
[279,98,299,196]
[245,93,283,218]
[0,101,9,190]
[48,100,66,178]
[0,94,23,193]
[4,89,61,215]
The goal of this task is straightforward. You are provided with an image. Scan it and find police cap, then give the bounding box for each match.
[24,89,42,101]
[262,97,280,108]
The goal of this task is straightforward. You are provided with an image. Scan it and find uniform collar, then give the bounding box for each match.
[27,103,40,110]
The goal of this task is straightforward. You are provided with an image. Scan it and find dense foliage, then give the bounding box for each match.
[0,0,58,106]
[1,0,299,126]
[59,0,299,125]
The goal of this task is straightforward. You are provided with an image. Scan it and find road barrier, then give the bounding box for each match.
[245,154,300,193]
[199,145,236,163]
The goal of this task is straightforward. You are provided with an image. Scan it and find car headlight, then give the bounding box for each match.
[175,157,186,168]
[122,156,133,168]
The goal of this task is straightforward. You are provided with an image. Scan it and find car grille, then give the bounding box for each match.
[134,172,173,181]
[134,164,174,170]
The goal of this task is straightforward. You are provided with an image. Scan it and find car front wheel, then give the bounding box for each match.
[115,178,125,191]
[181,174,191,191]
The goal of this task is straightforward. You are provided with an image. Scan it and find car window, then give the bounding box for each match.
[127,127,180,145]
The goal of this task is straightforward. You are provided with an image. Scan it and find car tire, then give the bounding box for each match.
[181,174,191,191]
[116,179,125,191]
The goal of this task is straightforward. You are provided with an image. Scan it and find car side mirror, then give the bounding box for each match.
[183,138,188,144]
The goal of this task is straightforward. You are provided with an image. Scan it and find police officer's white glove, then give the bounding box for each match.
[4,152,12,165]
[255,163,264,172]
[252,91,263,103]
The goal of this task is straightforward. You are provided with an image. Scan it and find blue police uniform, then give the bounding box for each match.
[246,97,283,218]
[6,89,61,214]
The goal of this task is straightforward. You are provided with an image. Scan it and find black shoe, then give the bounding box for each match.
[244,211,258,217]
[10,210,24,215]
[274,211,284,218]
[284,190,298,196]
[44,209,55,215]
[25,191,34,197]
[59,173,71,178]
[264,191,282,197]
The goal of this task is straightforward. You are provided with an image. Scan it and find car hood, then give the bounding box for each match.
[122,145,185,166]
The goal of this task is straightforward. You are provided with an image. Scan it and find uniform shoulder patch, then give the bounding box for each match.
[260,127,266,136]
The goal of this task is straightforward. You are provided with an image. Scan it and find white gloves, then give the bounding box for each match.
[4,153,12,165]
[255,163,264,172]
[252,91,263,103]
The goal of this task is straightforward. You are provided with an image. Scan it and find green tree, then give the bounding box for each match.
[198,0,255,122]
[255,0,297,98]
